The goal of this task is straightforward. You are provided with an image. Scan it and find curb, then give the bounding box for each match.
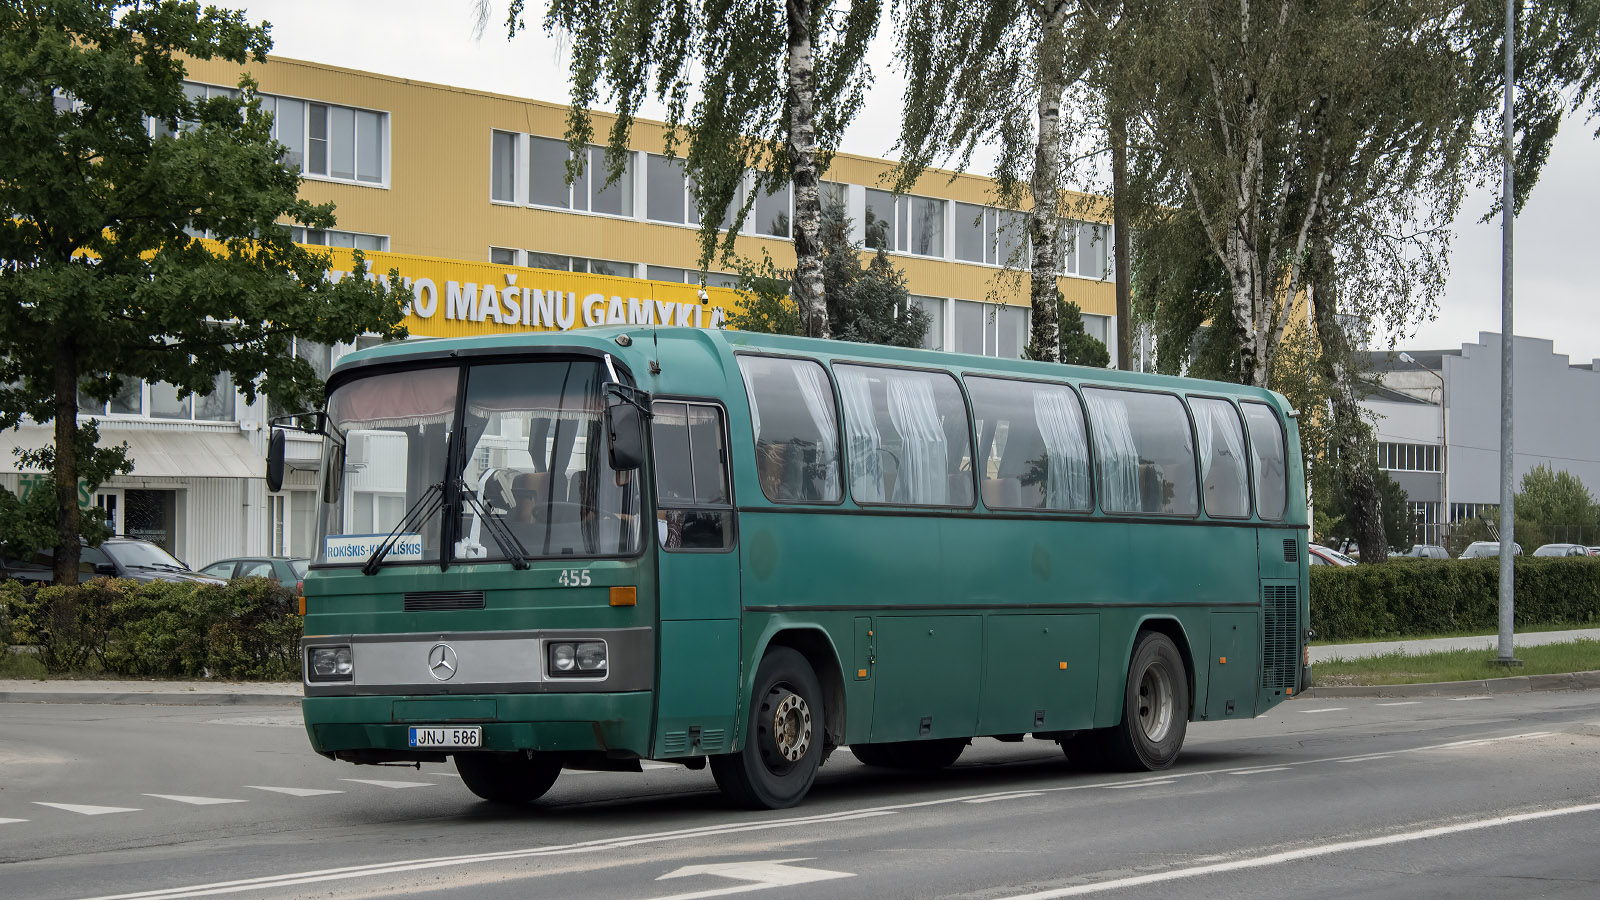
[1302,669,1600,698]
[0,690,301,707]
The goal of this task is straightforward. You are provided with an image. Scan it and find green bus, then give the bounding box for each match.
[274,325,1310,810]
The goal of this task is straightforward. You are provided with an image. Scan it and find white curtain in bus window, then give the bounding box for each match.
[1190,397,1250,518]
[1241,402,1288,520]
[838,366,972,506]
[836,367,886,502]
[1084,388,1198,515]
[738,356,842,502]
[965,377,1090,511]
[885,374,948,504]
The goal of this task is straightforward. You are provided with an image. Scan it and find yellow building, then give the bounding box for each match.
[181,54,1121,360]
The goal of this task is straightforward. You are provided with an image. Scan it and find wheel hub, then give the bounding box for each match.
[1136,663,1174,743]
[768,689,812,763]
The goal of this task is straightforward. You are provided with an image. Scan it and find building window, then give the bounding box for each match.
[526,252,635,277]
[647,154,687,224]
[953,203,1027,267]
[269,493,315,558]
[909,296,945,350]
[268,338,332,420]
[286,226,387,252]
[491,131,518,202]
[303,101,384,184]
[1061,221,1111,279]
[78,373,235,422]
[754,181,791,238]
[528,137,634,216]
[1377,441,1441,473]
[864,191,946,257]
[490,247,519,266]
[953,300,1027,359]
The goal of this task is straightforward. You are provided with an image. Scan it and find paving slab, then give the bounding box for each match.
[0,678,300,706]
[1310,627,1600,663]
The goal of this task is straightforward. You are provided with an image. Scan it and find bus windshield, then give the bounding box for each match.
[316,359,642,566]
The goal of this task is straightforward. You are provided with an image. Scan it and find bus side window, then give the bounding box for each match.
[1240,402,1288,520]
[1083,387,1198,516]
[651,401,735,551]
[1190,397,1250,518]
[736,356,842,503]
[965,376,1092,512]
[836,365,974,507]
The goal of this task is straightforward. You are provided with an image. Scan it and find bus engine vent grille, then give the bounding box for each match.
[1283,539,1298,563]
[403,590,486,611]
[1261,584,1299,691]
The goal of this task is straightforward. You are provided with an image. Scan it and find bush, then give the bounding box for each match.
[1311,557,1600,641]
[3,577,301,679]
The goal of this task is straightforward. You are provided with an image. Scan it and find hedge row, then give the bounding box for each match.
[1311,557,1600,641]
[1,577,301,680]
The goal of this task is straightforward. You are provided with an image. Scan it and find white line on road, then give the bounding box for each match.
[0,817,28,824]
[994,800,1600,899]
[143,795,247,806]
[1450,696,1493,702]
[245,786,343,797]
[1336,755,1395,764]
[339,779,434,789]
[34,802,141,816]
[1104,780,1175,789]
[66,730,1560,900]
[1221,767,1292,775]
[1377,701,1422,707]
[1299,708,1347,714]
[963,792,1045,804]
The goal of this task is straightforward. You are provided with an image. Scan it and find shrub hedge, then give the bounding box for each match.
[1311,557,1600,641]
[0,577,301,679]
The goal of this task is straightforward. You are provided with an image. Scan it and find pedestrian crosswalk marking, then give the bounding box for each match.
[246,786,344,797]
[143,794,247,805]
[341,778,434,789]
[33,802,140,816]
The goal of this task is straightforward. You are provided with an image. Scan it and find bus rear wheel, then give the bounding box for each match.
[849,739,967,770]
[455,751,561,804]
[1098,630,1189,771]
[711,647,823,810]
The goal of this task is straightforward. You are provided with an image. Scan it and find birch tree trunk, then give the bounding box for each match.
[1027,0,1072,362]
[1110,110,1132,371]
[786,0,828,338]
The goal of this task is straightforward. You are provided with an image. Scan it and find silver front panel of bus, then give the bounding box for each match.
[302,627,653,697]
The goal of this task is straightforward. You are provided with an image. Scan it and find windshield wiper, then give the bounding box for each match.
[457,480,530,570]
[362,481,445,576]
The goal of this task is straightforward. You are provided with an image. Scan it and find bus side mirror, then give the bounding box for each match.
[605,399,646,471]
[265,429,286,493]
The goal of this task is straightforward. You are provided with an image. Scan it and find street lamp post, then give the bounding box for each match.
[1400,353,1447,548]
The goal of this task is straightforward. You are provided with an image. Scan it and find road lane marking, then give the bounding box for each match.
[654,857,852,900]
[963,792,1045,804]
[340,779,434,789]
[0,817,28,824]
[1221,767,1291,775]
[1336,755,1395,763]
[1377,701,1422,707]
[1299,708,1347,714]
[994,800,1600,899]
[1104,780,1175,789]
[68,729,1562,900]
[1450,696,1493,702]
[245,786,343,797]
[34,802,141,816]
[143,795,247,806]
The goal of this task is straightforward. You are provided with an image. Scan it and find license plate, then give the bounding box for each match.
[408,726,482,749]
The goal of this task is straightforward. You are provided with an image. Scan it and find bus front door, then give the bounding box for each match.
[649,401,742,758]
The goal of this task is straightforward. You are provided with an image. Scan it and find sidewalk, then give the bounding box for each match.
[0,678,301,706]
[1310,627,1600,663]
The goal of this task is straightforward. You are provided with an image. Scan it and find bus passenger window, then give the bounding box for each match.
[965,376,1091,511]
[835,365,974,507]
[651,401,735,550]
[1190,397,1250,518]
[1083,388,1198,516]
[736,356,842,503]
[1241,402,1288,520]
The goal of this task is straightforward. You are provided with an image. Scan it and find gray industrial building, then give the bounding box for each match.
[1363,332,1600,547]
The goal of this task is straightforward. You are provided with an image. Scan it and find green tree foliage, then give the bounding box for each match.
[0,1,407,583]
[1514,465,1600,547]
[1056,297,1110,367]
[498,0,880,336]
[728,202,928,347]
[1318,469,1412,554]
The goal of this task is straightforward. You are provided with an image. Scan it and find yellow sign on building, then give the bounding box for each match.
[318,247,745,340]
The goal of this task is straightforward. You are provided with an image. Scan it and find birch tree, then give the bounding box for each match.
[492,0,879,338]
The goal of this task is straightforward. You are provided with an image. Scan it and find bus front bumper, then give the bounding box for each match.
[301,691,654,760]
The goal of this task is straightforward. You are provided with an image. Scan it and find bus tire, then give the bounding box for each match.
[711,647,823,810]
[455,751,561,804]
[1102,630,1189,771]
[849,739,967,770]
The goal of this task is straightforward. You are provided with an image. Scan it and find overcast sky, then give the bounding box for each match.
[220,0,1600,364]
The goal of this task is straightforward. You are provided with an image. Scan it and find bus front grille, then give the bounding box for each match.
[403,590,487,611]
[1261,584,1299,691]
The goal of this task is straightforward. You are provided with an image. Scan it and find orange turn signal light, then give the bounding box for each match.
[857,668,868,678]
[1058,661,1068,670]
[610,586,637,607]
[1219,656,1227,664]
[297,596,306,616]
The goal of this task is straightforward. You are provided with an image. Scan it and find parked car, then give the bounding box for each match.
[1532,543,1592,557]
[1403,544,1450,559]
[198,556,309,594]
[1,537,226,585]
[1309,545,1358,567]
[1459,541,1523,558]
[1590,547,1600,557]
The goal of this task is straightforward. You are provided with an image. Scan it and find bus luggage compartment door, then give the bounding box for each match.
[870,615,982,742]
[1206,612,1259,719]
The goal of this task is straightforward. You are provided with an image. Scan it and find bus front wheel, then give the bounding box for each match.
[1101,630,1189,771]
[455,751,561,804]
[711,647,824,809]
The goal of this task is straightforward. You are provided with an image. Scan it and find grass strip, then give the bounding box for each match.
[1314,639,1600,686]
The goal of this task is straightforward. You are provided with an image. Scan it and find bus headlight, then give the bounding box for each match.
[308,645,354,682]
[548,641,606,677]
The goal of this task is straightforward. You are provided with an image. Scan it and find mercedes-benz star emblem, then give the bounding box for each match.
[427,642,458,681]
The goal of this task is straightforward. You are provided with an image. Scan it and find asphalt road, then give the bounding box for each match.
[2,690,1597,900]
